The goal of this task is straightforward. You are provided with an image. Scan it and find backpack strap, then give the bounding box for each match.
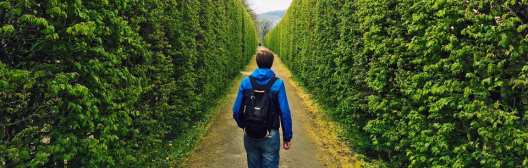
[249,76,260,91]
[264,77,278,137]
[264,77,277,91]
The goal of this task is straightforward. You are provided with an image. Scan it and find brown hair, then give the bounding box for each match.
[256,48,274,69]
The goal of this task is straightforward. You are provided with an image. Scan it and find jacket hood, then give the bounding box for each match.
[251,68,275,82]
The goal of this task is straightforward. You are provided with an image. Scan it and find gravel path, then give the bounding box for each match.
[183,49,357,168]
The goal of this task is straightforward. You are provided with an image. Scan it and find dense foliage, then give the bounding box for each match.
[266,0,528,167]
[0,0,257,167]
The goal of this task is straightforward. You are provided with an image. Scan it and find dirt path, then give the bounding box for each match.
[182,48,359,168]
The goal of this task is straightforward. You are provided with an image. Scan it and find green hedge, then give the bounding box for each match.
[266,0,528,167]
[0,0,257,167]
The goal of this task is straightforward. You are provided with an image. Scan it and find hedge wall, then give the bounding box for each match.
[266,0,528,167]
[0,0,257,167]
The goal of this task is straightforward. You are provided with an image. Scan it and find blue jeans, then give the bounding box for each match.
[244,129,280,168]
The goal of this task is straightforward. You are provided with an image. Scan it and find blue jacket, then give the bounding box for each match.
[232,68,293,142]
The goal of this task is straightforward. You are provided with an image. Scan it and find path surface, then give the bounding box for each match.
[183,48,358,168]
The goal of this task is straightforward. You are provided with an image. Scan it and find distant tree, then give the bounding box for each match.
[259,20,274,40]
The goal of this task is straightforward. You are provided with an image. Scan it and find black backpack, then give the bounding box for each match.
[241,76,278,138]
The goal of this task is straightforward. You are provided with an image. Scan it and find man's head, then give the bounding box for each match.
[256,48,274,69]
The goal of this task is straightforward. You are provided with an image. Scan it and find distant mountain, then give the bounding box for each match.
[257,10,286,26]
[256,10,286,40]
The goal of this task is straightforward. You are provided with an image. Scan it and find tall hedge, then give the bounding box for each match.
[266,0,528,167]
[0,0,257,167]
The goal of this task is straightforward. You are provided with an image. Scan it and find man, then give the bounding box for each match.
[232,48,293,168]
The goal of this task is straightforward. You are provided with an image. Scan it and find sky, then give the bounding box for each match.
[245,0,293,14]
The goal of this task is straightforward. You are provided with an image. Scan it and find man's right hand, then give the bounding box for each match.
[283,141,291,150]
